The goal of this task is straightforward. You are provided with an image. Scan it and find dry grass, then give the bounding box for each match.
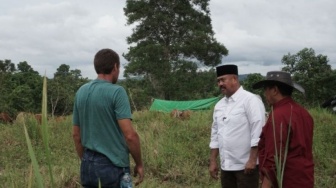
[0,108,334,187]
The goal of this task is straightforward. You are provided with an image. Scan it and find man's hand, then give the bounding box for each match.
[244,159,256,174]
[245,146,258,174]
[209,160,219,180]
[133,164,144,186]
[209,149,219,180]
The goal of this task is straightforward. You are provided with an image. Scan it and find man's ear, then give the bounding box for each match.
[113,63,119,71]
[232,75,239,83]
[273,86,280,95]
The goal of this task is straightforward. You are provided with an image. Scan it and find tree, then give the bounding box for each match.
[123,0,228,99]
[0,59,16,73]
[0,59,16,102]
[11,62,42,113]
[54,64,70,77]
[119,78,153,111]
[242,73,264,95]
[48,64,88,116]
[0,60,43,114]
[9,85,36,112]
[119,68,219,111]
[17,61,39,74]
[281,48,334,106]
[241,73,268,109]
[0,60,17,114]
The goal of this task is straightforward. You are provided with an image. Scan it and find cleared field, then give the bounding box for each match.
[0,109,335,187]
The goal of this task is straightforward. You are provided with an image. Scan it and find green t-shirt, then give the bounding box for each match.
[73,79,132,167]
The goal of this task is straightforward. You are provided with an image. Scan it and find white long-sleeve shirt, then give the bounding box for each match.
[209,86,266,171]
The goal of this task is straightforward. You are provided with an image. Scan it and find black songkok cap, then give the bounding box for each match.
[216,64,238,77]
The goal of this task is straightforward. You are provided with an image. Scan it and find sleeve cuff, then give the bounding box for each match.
[209,142,219,149]
[251,138,260,147]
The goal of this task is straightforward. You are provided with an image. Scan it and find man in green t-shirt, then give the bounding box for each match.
[72,48,144,187]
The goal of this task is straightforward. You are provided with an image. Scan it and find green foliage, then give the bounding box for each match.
[0,116,79,187]
[0,60,43,114]
[241,73,264,92]
[281,48,335,106]
[19,114,43,142]
[23,124,44,188]
[14,75,55,188]
[0,59,16,73]
[48,64,88,117]
[118,78,154,111]
[41,75,55,187]
[123,0,228,99]
[17,61,39,74]
[119,69,219,111]
[269,106,292,188]
[167,68,219,100]
[119,110,219,187]
[0,60,17,114]
[310,108,336,187]
[0,60,89,117]
[242,73,264,96]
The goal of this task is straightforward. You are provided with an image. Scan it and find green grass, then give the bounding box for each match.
[0,108,335,187]
[310,109,336,187]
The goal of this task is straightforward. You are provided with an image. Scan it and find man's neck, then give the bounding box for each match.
[97,74,112,83]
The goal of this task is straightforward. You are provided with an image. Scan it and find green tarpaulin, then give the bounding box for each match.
[149,97,220,113]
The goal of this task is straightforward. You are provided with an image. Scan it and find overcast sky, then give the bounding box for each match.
[1,0,335,79]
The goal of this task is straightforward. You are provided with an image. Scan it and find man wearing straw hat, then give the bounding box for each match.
[253,71,314,188]
[209,64,266,188]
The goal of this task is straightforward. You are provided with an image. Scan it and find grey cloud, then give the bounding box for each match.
[210,0,336,73]
[0,0,335,79]
[0,1,130,79]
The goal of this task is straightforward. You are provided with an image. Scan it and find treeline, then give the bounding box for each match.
[119,68,220,111]
[121,48,336,111]
[2,1,336,118]
[1,48,335,119]
[0,59,221,117]
[120,1,336,111]
[244,48,336,108]
[0,61,88,118]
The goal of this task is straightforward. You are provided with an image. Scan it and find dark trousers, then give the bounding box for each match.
[80,149,130,188]
[220,166,259,188]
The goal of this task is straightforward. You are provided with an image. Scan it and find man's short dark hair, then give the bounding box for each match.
[94,49,120,74]
[265,81,293,96]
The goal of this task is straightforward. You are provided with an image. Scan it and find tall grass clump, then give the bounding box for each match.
[269,106,292,188]
[41,75,54,187]
[23,75,54,187]
[23,124,44,187]
[131,110,220,187]
[23,114,43,142]
[310,108,336,187]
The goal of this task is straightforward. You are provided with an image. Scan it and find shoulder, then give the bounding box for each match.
[110,85,129,100]
[214,97,225,108]
[113,84,127,93]
[76,81,92,93]
[101,83,126,93]
[239,89,262,102]
[292,102,313,118]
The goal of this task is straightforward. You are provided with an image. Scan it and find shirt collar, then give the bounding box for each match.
[272,97,293,108]
[224,86,244,102]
